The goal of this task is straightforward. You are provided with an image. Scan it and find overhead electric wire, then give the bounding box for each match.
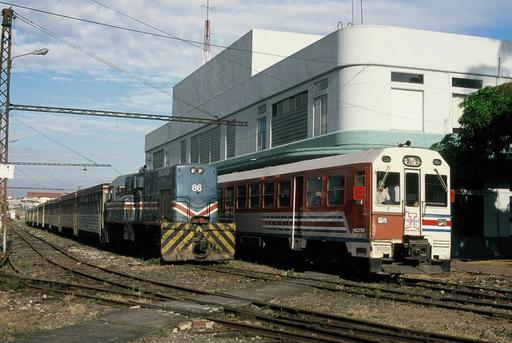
[13,117,123,176]
[15,13,172,98]
[0,0,336,64]
[15,13,218,120]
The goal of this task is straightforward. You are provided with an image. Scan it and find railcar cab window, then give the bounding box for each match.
[328,175,344,206]
[307,176,322,207]
[278,181,291,207]
[376,172,400,205]
[237,185,247,209]
[263,182,274,208]
[425,174,448,207]
[249,184,260,208]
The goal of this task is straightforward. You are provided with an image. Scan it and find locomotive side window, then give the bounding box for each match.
[376,172,400,205]
[307,176,322,208]
[249,184,260,208]
[328,175,345,206]
[237,185,247,209]
[263,182,275,208]
[425,174,448,206]
[278,181,291,207]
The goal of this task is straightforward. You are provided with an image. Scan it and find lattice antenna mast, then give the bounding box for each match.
[0,8,13,221]
[202,0,211,64]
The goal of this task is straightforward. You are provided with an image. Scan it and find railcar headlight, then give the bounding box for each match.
[197,167,204,174]
[403,155,422,167]
[190,167,197,174]
[433,159,442,166]
[377,217,388,224]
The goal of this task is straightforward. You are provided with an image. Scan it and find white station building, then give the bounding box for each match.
[145,25,512,257]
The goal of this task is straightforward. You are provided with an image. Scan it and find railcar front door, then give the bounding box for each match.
[404,170,422,236]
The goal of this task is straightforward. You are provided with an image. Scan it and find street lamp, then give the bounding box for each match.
[11,48,49,62]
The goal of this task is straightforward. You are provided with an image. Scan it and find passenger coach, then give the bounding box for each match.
[218,147,452,274]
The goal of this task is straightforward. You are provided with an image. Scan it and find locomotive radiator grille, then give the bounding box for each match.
[160,222,235,261]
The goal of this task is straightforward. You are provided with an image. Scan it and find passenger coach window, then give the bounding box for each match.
[249,184,260,208]
[263,182,274,208]
[425,174,448,206]
[376,172,400,205]
[237,185,247,209]
[225,187,234,210]
[307,176,322,207]
[278,181,291,207]
[328,175,344,206]
[217,188,223,210]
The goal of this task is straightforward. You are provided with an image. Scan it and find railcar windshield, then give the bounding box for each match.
[425,174,448,207]
[376,171,400,205]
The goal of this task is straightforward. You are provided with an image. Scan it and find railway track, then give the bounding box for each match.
[197,264,512,319]
[6,223,486,343]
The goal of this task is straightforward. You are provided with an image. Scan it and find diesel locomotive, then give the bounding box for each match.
[26,164,235,262]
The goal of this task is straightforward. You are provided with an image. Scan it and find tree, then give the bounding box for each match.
[432,82,512,180]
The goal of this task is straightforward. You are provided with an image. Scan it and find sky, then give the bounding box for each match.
[4,0,512,197]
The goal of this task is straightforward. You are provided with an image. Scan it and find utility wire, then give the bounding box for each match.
[15,13,218,120]
[13,117,123,176]
[83,0,337,120]
[1,0,336,64]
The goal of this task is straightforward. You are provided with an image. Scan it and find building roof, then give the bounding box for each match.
[26,192,64,199]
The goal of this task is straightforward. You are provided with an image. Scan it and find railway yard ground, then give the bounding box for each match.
[1,222,512,343]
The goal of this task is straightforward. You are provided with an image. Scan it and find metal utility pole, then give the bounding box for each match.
[202,0,212,64]
[0,8,13,254]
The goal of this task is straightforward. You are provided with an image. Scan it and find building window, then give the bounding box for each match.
[391,72,424,84]
[249,184,260,208]
[153,150,164,169]
[314,78,328,92]
[190,127,221,163]
[452,77,482,89]
[226,125,236,158]
[307,176,322,207]
[263,182,274,208]
[328,175,345,206]
[257,104,267,114]
[313,94,327,136]
[237,185,247,209]
[278,181,291,208]
[180,139,187,164]
[257,117,267,151]
[271,91,308,147]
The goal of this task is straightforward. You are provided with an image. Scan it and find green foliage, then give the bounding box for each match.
[433,82,512,177]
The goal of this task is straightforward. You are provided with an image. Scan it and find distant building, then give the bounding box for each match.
[8,192,65,220]
[145,25,512,257]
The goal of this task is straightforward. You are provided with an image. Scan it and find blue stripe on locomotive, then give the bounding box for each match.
[172,164,218,223]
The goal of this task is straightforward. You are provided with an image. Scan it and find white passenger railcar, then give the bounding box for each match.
[218,147,452,273]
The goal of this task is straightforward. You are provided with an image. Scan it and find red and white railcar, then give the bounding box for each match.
[218,147,452,274]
